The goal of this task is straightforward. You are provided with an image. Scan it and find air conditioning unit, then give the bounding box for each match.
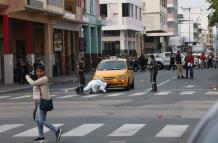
[27,0,43,9]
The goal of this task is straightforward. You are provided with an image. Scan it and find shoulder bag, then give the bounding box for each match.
[39,86,53,111]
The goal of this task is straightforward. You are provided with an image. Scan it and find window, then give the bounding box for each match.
[122,3,130,17]
[100,4,107,17]
[139,8,142,20]
[131,4,134,17]
[103,31,120,36]
[135,6,137,19]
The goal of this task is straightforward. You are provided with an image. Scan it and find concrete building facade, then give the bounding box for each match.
[0,0,103,84]
[100,0,143,56]
[142,0,168,53]
[178,7,208,52]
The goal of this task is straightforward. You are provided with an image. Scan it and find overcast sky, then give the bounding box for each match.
[179,0,210,12]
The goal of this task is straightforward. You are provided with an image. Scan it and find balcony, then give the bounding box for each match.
[0,0,8,7]
[26,0,64,16]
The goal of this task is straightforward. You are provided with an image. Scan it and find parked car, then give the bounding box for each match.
[187,101,218,143]
[93,56,134,91]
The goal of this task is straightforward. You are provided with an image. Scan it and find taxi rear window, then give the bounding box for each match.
[97,61,126,70]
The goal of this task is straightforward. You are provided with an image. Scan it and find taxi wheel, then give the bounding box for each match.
[130,79,134,89]
[125,82,130,91]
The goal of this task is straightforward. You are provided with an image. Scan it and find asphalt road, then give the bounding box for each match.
[0,68,218,143]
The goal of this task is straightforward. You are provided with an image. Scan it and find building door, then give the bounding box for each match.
[16,40,25,60]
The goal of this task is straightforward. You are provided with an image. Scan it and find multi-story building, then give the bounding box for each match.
[100,0,143,56]
[159,0,179,52]
[0,0,103,84]
[142,0,168,53]
[178,7,208,52]
[0,0,65,84]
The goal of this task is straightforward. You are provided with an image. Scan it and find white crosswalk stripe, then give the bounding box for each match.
[81,94,102,98]
[0,96,11,99]
[9,95,31,100]
[14,124,63,137]
[154,91,171,96]
[155,125,189,137]
[206,91,218,95]
[106,93,125,97]
[108,124,146,137]
[129,92,147,96]
[0,124,23,133]
[179,91,196,95]
[63,124,103,136]
[57,94,78,99]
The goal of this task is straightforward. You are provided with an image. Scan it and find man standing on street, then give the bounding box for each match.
[149,55,158,92]
[168,51,175,70]
[187,51,195,79]
[175,51,184,79]
[76,58,86,94]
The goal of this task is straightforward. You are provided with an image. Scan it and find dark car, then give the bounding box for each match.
[187,101,218,143]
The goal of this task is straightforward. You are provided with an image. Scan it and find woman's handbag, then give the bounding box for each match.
[39,86,53,111]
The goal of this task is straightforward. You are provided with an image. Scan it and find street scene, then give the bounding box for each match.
[0,0,218,143]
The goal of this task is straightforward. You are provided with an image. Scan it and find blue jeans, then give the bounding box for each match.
[35,104,58,138]
[189,66,194,78]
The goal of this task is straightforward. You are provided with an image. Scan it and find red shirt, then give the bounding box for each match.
[187,55,194,64]
[200,54,206,61]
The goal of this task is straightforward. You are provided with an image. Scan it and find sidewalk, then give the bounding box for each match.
[0,72,93,94]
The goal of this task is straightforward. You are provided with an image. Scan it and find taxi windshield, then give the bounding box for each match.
[97,60,126,70]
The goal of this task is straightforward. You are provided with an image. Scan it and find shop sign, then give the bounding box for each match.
[54,31,63,52]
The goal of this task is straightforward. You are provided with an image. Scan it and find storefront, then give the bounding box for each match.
[54,20,81,76]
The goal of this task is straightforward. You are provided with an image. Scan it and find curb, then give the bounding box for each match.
[0,79,77,95]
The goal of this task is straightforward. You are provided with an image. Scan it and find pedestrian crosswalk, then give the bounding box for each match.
[1,90,218,100]
[108,124,146,137]
[0,123,189,138]
[155,125,189,137]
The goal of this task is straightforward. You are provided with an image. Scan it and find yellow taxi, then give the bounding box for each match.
[93,56,134,90]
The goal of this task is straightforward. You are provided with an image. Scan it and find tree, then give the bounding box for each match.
[207,0,218,26]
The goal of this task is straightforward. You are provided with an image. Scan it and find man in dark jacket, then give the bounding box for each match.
[149,55,158,92]
[75,58,86,94]
[175,51,184,79]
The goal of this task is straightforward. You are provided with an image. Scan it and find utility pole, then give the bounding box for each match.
[189,7,191,50]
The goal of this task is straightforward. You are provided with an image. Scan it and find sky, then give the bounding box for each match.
[179,0,210,13]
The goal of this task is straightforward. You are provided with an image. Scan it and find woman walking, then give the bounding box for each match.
[149,55,158,92]
[26,64,62,142]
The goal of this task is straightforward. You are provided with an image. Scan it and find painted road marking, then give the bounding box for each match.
[154,91,171,96]
[108,124,145,137]
[9,95,31,100]
[57,94,78,99]
[0,124,23,133]
[155,125,189,137]
[146,80,171,92]
[0,96,11,99]
[81,94,101,98]
[179,91,196,95]
[206,91,218,95]
[106,93,125,97]
[14,124,63,137]
[63,124,103,136]
[129,92,147,96]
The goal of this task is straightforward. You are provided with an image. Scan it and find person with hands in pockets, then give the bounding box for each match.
[26,64,63,143]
